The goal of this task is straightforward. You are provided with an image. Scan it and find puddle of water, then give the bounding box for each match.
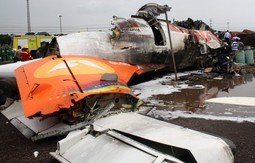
[204,102,255,118]
[217,73,255,97]
[148,72,255,113]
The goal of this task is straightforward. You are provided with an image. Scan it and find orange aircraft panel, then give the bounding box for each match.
[15,55,141,117]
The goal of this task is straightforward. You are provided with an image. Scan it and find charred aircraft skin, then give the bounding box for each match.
[57,3,222,71]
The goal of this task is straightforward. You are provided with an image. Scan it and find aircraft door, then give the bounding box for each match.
[136,3,166,46]
[150,22,165,46]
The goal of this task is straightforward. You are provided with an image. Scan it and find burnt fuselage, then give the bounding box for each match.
[58,15,222,71]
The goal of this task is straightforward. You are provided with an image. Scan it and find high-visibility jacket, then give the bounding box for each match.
[20,49,32,61]
[231,41,239,51]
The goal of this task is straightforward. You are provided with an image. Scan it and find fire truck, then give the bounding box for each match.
[12,35,55,58]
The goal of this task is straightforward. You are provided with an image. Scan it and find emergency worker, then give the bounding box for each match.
[238,40,244,50]
[231,39,240,51]
[13,45,22,62]
[224,30,231,46]
[20,45,33,61]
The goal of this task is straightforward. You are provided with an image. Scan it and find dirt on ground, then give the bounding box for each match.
[241,64,255,74]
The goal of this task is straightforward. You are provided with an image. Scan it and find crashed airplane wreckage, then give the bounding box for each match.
[0,3,235,162]
[1,2,225,137]
[57,4,222,69]
[0,3,225,140]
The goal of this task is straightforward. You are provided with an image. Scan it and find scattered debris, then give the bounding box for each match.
[33,151,39,158]
[50,112,234,163]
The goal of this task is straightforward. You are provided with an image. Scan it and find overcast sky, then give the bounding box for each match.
[0,0,254,34]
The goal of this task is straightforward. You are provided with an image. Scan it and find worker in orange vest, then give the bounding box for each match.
[20,45,33,61]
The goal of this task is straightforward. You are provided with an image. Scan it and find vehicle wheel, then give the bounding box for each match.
[0,78,18,105]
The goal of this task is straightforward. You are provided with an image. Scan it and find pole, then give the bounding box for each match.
[26,0,31,33]
[164,9,178,82]
[59,15,62,35]
[210,18,212,29]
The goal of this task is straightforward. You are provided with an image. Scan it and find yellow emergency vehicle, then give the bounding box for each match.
[12,35,55,59]
[12,35,55,51]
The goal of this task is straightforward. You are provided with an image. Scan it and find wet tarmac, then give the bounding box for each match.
[141,71,255,119]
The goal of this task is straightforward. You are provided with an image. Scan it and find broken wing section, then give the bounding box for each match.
[15,55,140,118]
[50,112,234,163]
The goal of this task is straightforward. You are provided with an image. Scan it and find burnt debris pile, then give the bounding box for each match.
[175,18,214,32]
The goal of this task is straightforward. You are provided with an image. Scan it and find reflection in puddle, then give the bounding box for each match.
[148,72,255,113]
